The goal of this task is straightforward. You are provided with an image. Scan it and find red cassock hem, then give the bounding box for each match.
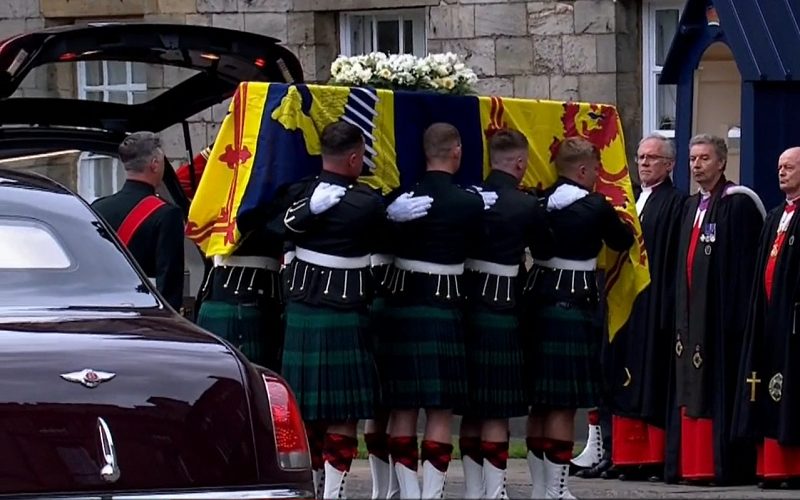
[679,407,715,479]
[757,438,800,479]
[611,415,665,465]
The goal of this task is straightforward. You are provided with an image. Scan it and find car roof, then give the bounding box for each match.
[0,167,73,197]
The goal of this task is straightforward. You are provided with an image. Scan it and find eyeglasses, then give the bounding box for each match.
[636,154,671,163]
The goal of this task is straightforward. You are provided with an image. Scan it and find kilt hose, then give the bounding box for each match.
[281,301,377,422]
[380,304,468,410]
[197,299,284,372]
[524,302,603,409]
[462,307,528,419]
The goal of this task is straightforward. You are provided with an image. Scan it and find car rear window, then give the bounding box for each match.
[0,192,160,311]
[0,219,72,269]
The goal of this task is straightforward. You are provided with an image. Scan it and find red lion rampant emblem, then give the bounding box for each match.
[550,102,647,268]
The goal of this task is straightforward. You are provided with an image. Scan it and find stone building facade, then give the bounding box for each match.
[0,0,684,169]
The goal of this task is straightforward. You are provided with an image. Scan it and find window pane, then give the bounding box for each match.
[84,61,102,86]
[655,9,679,66]
[85,90,104,101]
[108,90,129,104]
[132,90,149,104]
[350,15,372,55]
[93,156,119,198]
[0,220,71,269]
[403,20,414,55]
[656,76,677,130]
[107,61,128,85]
[132,62,147,84]
[377,20,399,54]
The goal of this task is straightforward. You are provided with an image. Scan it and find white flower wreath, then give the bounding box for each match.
[329,52,478,95]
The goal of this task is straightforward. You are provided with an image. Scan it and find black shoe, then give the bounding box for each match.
[576,458,613,479]
[600,465,621,480]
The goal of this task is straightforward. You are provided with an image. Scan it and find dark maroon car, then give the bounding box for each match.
[0,168,313,498]
[0,22,313,500]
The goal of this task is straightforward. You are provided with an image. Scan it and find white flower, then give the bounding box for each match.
[328,51,477,93]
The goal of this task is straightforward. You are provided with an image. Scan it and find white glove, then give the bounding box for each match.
[309,182,347,214]
[471,186,498,210]
[387,192,434,222]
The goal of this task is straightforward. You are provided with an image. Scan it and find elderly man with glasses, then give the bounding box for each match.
[584,133,687,483]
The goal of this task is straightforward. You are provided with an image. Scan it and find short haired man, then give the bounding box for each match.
[280,121,431,499]
[734,146,800,488]
[457,129,552,498]
[665,133,764,485]
[522,136,634,499]
[92,131,185,310]
[381,122,490,498]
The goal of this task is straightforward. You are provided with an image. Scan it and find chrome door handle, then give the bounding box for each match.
[97,417,120,483]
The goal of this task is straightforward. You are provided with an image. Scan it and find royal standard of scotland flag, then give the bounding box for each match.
[186,82,649,341]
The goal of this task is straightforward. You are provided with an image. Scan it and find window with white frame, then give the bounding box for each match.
[76,61,147,202]
[642,0,682,138]
[340,9,426,58]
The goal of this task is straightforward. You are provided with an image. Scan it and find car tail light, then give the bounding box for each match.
[263,373,311,470]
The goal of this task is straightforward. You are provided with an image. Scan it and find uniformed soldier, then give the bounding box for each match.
[92,131,185,311]
[522,136,634,499]
[279,121,397,499]
[458,129,552,499]
[365,188,433,500]
[194,225,285,371]
[381,122,492,499]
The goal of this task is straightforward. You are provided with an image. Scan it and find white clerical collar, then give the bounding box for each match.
[640,179,665,194]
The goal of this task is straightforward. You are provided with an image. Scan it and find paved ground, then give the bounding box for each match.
[343,459,798,498]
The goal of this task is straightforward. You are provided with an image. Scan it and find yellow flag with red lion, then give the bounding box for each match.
[188,82,649,341]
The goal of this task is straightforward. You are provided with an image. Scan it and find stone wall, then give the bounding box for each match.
[0,0,642,164]
[426,1,618,104]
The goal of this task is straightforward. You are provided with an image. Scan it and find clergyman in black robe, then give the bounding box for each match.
[603,133,686,481]
[733,146,800,487]
[664,134,765,486]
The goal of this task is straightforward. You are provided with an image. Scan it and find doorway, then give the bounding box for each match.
[691,41,742,187]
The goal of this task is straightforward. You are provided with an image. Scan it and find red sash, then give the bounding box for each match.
[117,195,166,247]
[764,202,797,302]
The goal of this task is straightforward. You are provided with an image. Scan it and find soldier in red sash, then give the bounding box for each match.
[92,131,184,310]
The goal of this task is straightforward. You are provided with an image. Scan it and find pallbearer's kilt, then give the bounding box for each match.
[281,301,376,422]
[380,304,467,409]
[197,299,284,371]
[525,302,603,409]
[462,307,528,418]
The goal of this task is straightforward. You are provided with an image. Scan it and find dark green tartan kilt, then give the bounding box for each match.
[197,299,284,372]
[524,302,602,409]
[281,301,376,422]
[461,308,528,419]
[379,304,467,410]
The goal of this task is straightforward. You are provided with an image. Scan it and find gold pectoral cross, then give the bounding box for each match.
[747,371,761,402]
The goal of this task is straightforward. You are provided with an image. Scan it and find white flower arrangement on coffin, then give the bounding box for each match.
[329,52,479,95]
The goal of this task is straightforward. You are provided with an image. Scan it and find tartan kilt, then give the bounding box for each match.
[524,302,603,409]
[462,308,528,418]
[197,299,284,372]
[281,301,376,422]
[379,304,467,409]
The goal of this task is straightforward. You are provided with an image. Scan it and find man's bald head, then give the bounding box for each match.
[778,146,800,199]
[780,147,800,163]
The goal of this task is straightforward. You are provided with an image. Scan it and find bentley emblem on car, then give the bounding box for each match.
[60,369,116,388]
